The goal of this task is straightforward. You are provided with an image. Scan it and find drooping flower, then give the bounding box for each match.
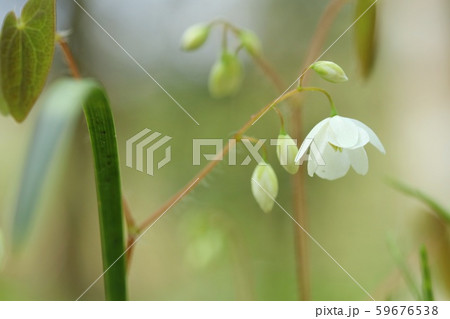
[295,115,385,180]
[251,161,278,213]
[275,132,299,175]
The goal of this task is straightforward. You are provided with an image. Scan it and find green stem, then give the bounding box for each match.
[83,87,127,301]
[298,86,337,116]
[273,107,286,132]
[241,136,268,161]
[222,24,229,50]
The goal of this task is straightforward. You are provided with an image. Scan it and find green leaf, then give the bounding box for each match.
[354,0,377,78]
[12,79,83,247]
[0,48,9,116]
[387,178,450,223]
[0,86,8,116]
[79,79,127,301]
[13,78,127,300]
[420,245,434,301]
[0,0,55,122]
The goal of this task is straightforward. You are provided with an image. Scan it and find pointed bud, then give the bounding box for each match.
[310,61,348,83]
[276,133,299,174]
[238,30,262,56]
[251,161,278,213]
[181,23,210,51]
[208,51,243,98]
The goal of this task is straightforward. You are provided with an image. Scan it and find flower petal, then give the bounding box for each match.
[351,119,385,153]
[295,118,329,163]
[306,124,329,176]
[350,127,370,149]
[307,153,318,177]
[328,116,360,148]
[314,138,351,180]
[347,147,369,175]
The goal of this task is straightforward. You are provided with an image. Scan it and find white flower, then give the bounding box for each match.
[295,115,385,180]
[251,161,278,213]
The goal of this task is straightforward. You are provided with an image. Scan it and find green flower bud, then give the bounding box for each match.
[251,161,278,213]
[238,30,262,56]
[208,51,243,98]
[276,133,299,174]
[310,61,348,83]
[181,23,210,51]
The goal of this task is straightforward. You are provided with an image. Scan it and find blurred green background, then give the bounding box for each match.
[0,0,450,300]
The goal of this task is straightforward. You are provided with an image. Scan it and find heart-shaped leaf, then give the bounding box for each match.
[0,0,55,122]
[0,87,8,116]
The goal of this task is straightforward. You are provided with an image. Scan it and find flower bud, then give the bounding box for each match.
[181,23,210,51]
[251,161,278,213]
[310,61,348,83]
[238,30,262,56]
[276,133,299,174]
[208,51,243,98]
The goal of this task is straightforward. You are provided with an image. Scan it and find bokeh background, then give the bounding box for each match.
[0,0,449,300]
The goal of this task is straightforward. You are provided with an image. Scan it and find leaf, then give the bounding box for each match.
[387,178,450,223]
[13,79,127,300]
[0,86,8,116]
[78,79,127,301]
[0,52,9,116]
[12,80,85,247]
[420,245,434,301]
[0,0,55,122]
[354,0,377,78]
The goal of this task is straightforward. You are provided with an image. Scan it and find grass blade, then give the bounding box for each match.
[81,80,127,301]
[13,78,127,300]
[387,178,450,223]
[420,245,434,301]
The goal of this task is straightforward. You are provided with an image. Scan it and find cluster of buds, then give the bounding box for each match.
[181,23,385,213]
[181,21,262,98]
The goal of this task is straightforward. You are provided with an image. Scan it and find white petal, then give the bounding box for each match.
[307,153,318,177]
[350,119,385,154]
[346,147,369,175]
[295,118,329,162]
[350,127,370,149]
[328,116,359,148]
[306,123,329,176]
[314,137,351,180]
